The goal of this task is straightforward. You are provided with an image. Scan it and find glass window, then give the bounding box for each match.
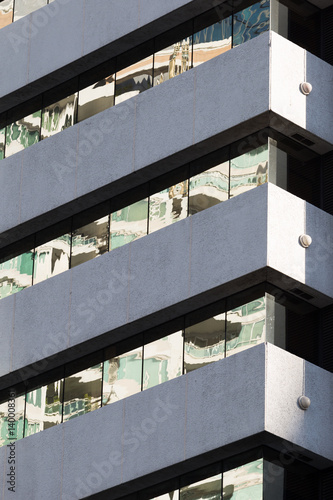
[103,347,142,405]
[189,162,229,215]
[154,37,192,86]
[0,0,13,30]
[24,380,63,437]
[110,199,148,250]
[0,395,25,447]
[34,234,71,285]
[77,75,115,122]
[0,127,5,160]
[0,251,34,299]
[71,215,109,268]
[143,332,183,390]
[115,55,153,105]
[223,459,263,499]
[233,0,270,47]
[180,474,222,500]
[230,144,268,198]
[226,297,266,357]
[41,93,78,140]
[150,492,179,500]
[63,364,102,421]
[149,181,188,234]
[13,0,47,21]
[184,314,225,374]
[193,18,232,67]
[5,111,41,157]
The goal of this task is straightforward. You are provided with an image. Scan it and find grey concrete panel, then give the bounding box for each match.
[0,153,22,243]
[0,444,7,500]
[0,295,14,380]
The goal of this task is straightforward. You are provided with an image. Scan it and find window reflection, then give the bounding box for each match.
[0,127,5,160]
[78,75,115,122]
[41,93,78,140]
[230,144,268,198]
[180,474,222,500]
[154,38,192,86]
[143,332,183,390]
[34,234,71,285]
[71,216,109,268]
[151,492,179,500]
[233,0,270,47]
[0,251,34,299]
[223,459,263,499]
[0,395,25,447]
[115,55,153,104]
[189,162,229,215]
[5,112,41,157]
[25,380,63,437]
[63,364,102,421]
[0,0,13,30]
[103,347,142,405]
[193,18,232,67]
[110,199,148,250]
[13,0,47,21]
[149,181,188,233]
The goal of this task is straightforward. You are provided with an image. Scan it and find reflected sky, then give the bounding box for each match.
[193,18,231,67]
[233,0,270,47]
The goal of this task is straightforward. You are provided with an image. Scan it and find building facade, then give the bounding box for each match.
[0,0,333,498]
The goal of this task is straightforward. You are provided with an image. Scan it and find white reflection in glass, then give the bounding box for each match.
[149,181,188,233]
[71,216,108,268]
[230,144,268,198]
[110,199,148,250]
[0,395,25,447]
[223,459,263,499]
[0,0,13,30]
[152,491,180,500]
[41,93,78,139]
[193,18,232,67]
[34,234,71,285]
[116,55,153,104]
[233,0,270,47]
[63,364,102,421]
[5,111,41,157]
[25,380,63,437]
[0,251,33,299]
[226,297,266,357]
[78,75,115,122]
[143,332,183,390]
[180,474,222,500]
[184,314,225,373]
[0,127,5,160]
[103,347,142,405]
[154,37,192,86]
[189,162,229,215]
[13,0,47,21]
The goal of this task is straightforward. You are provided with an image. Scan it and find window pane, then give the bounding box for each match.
[41,93,78,140]
[230,144,268,198]
[189,162,229,215]
[180,474,222,500]
[184,314,225,373]
[110,199,148,250]
[5,111,41,157]
[143,332,183,390]
[226,297,266,357]
[0,395,25,447]
[34,234,71,285]
[103,347,142,405]
[0,0,13,30]
[149,181,188,234]
[13,0,47,21]
[78,75,115,122]
[154,37,192,86]
[71,216,109,268]
[0,127,5,160]
[150,492,179,500]
[193,18,231,67]
[24,380,63,437]
[233,0,270,47]
[223,459,263,499]
[115,55,153,105]
[0,251,33,299]
[63,364,102,421]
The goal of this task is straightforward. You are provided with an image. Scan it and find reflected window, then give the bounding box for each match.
[233,0,270,47]
[25,380,63,437]
[184,314,225,373]
[78,75,115,122]
[226,297,266,357]
[193,18,232,67]
[103,347,142,405]
[110,199,148,250]
[0,395,25,447]
[180,474,222,500]
[0,0,13,30]
[5,111,41,157]
[0,127,5,160]
[189,162,229,215]
[71,216,109,268]
[230,144,268,198]
[115,55,153,105]
[0,251,34,299]
[223,459,263,499]
[13,0,47,21]
[34,234,71,285]
[154,37,192,86]
[143,332,183,390]
[41,93,78,140]
[63,364,102,421]
[149,181,188,234]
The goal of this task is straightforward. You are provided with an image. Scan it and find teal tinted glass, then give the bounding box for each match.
[230,144,268,198]
[233,0,270,47]
[78,75,115,122]
[180,474,222,500]
[0,127,5,159]
[103,347,142,405]
[0,395,25,447]
[223,459,263,499]
[149,181,188,233]
[63,364,102,421]
[25,380,63,437]
[193,18,232,67]
[71,216,109,268]
[0,251,34,299]
[189,162,229,215]
[5,111,41,157]
[34,234,71,284]
[41,93,78,139]
[110,199,148,250]
[0,0,14,30]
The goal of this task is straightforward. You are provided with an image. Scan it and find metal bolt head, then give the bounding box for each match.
[299,234,312,248]
[298,396,311,410]
[300,82,312,95]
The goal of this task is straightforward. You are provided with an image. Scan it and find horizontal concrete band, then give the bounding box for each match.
[0,344,332,500]
[1,32,332,250]
[1,183,333,389]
